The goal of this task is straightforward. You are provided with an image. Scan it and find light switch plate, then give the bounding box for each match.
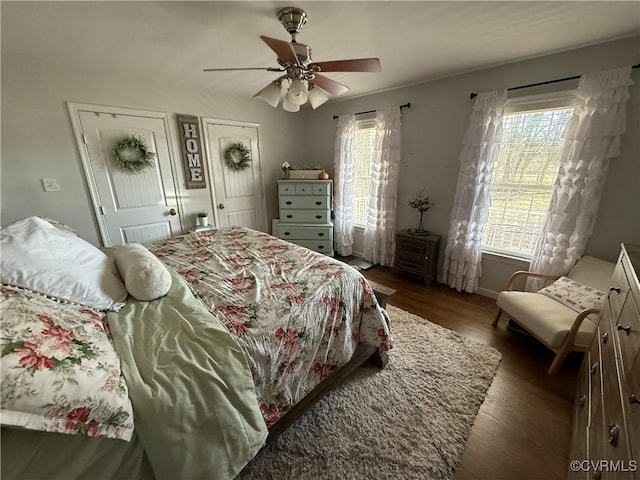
[42,178,60,192]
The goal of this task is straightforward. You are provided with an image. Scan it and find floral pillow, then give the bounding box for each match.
[538,276,606,313]
[0,285,134,441]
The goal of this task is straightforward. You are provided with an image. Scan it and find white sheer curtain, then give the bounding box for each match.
[442,91,508,293]
[333,114,357,256]
[363,106,402,266]
[528,66,634,283]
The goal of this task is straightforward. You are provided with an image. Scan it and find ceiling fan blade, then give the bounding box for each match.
[260,35,299,66]
[312,58,381,72]
[203,67,283,72]
[311,74,350,96]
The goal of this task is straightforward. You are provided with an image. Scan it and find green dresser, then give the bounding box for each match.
[275,180,334,256]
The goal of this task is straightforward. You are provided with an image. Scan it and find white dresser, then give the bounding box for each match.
[275,180,334,256]
[569,244,640,480]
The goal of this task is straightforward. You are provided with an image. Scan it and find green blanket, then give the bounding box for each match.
[107,268,268,480]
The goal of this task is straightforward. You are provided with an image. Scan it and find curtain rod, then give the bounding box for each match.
[469,64,640,100]
[332,102,411,120]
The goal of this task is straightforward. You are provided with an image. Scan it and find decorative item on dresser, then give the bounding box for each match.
[569,244,640,480]
[275,179,334,256]
[394,230,441,286]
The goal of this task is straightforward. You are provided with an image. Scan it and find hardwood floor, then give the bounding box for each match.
[352,261,580,480]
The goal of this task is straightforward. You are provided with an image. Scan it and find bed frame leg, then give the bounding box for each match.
[369,348,388,368]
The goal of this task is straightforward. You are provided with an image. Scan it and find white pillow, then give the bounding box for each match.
[0,217,127,311]
[113,243,172,301]
[538,276,606,313]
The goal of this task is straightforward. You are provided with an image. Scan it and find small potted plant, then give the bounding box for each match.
[408,189,435,235]
[281,161,291,180]
[196,211,208,227]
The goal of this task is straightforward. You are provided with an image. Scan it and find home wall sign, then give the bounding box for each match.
[176,114,206,189]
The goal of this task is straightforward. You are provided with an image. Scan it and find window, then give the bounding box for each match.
[353,119,376,227]
[482,94,574,259]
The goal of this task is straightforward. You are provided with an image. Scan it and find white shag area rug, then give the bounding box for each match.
[237,305,502,480]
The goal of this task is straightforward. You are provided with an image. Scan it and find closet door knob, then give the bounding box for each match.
[610,286,622,294]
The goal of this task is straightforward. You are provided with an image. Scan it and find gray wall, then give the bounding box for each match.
[1,51,307,245]
[2,15,638,296]
[303,36,640,295]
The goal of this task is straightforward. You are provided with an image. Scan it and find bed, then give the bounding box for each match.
[0,217,392,479]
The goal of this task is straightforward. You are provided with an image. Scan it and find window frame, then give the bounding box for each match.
[481,90,576,261]
[352,115,377,228]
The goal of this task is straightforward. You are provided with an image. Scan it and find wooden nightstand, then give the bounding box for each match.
[394,230,441,286]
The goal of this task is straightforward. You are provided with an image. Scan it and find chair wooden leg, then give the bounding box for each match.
[492,308,503,327]
[547,346,570,375]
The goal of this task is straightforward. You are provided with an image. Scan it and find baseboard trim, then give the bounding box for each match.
[477,287,499,300]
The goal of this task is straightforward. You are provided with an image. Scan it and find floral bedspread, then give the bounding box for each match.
[146,227,392,426]
[0,285,134,440]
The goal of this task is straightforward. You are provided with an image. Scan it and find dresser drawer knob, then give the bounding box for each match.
[630,393,640,405]
[590,362,599,375]
[601,332,609,344]
[286,201,292,205]
[616,323,632,335]
[610,286,622,294]
[318,232,325,237]
[284,232,290,236]
[579,394,586,408]
[286,214,293,219]
[608,423,619,447]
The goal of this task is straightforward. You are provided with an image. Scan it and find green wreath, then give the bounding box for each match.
[112,135,156,173]
[224,142,252,171]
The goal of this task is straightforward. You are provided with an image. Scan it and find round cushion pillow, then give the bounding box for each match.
[113,243,172,301]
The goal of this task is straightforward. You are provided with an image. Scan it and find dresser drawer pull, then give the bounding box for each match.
[601,332,609,344]
[286,201,292,205]
[610,286,622,294]
[318,232,325,237]
[286,214,293,219]
[579,394,586,408]
[630,393,640,405]
[608,424,619,447]
[315,201,322,205]
[590,362,599,375]
[616,323,632,335]
[315,215,322,219]
[317,245,324,249]
[284,232,290,236]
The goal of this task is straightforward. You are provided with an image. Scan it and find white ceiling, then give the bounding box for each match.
[3,1,639,101]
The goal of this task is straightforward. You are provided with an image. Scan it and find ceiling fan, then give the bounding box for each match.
[203,7,382,111]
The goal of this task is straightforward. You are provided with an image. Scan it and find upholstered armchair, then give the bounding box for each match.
[493,256,615,374]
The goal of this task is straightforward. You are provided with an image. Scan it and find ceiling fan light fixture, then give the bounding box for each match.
[286,78,308,106]
[308,85,329,109]
[282,96,300,112]
[257,81,282,107]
